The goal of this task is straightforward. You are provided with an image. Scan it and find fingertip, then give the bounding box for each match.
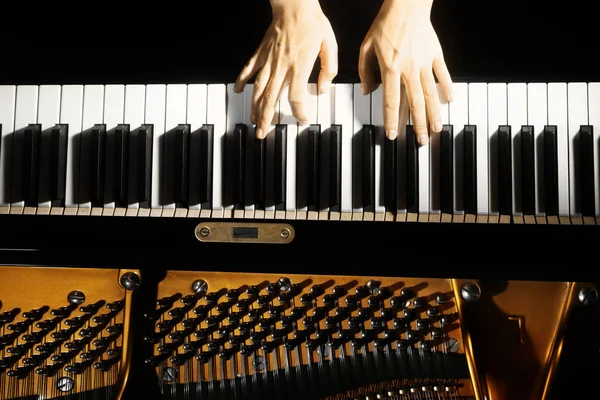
[432,121,443,133]
[417,133,429,146]
[255,127,265,140]
[318,80,332,95]
[386,130,398,140]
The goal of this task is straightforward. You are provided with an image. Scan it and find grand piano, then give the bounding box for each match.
[0,0,599,398]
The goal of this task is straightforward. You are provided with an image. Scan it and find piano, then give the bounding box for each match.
[1,0,600,398]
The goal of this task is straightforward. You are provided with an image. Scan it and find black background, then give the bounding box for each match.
[1,0,598,85]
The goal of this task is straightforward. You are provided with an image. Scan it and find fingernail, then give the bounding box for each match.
[418,134,429,146]
[434,122,443,132]
[361,83,367,95]
[386,130,397,140]
[256,128,264,139]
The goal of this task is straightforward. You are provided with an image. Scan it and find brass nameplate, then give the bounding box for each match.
[194,221,295,243]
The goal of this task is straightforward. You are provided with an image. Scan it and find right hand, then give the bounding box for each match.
[359,0,453,146]
[234,0,338,140]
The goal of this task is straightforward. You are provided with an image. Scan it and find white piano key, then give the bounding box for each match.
[487,83,507,221]
[299,83,318,218]
[60,85,84,214]
[508,83,527,219]
[449,82,468,216]
[548,83,570,222]
[227,83,245,216]
[335,84,353,218]
[163,84,188,215]
[417,126,429,220]
[527,83,547,220]
[264,96,280,218]
[371,86,385,217]
[353,83,370,218]
[208,84,226,217]
[36,85,62,212]
[588,82,600,220]
[124,84,146,211]
[145,84,166,216]
[241,84,256,215]
[430,83,450,221]
[103,85,125,212]
[567,82,588,222]
[11,86,39,212]
[468,83,488,220]
[279,85,297,217]
[187,84,207,214]
[78,85,104,214]
[0,85,16,211]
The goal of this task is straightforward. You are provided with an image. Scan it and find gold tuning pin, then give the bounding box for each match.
[0,265,140,400]
[452,279,598,400]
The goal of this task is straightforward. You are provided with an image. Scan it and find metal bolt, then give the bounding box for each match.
[280,228,290,238]
[162,367,178,382]
[67,290,85,305]
[278,277,292,292]
[578,287,598,305]
[199,227,210,237]
[446,338,460,353]
[120,272,141,291]
[192,279,208,295]
[460,282,481,302]
[56,376,74,392]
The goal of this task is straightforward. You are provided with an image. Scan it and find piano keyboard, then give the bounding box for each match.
[1,82,598,225]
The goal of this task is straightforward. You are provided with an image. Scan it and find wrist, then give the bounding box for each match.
[270,0,321,17]
[382,0,433,16]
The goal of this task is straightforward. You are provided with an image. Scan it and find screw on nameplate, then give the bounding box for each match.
[194,222,295,243]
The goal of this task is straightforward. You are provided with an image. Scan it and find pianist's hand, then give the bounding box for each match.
[234,0,338,139]
[359,0,453,146]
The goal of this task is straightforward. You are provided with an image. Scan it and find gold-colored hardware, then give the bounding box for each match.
[149,270,475,399]
[452,279,595,400]
[0,265,138,400]
[194,221,295,243]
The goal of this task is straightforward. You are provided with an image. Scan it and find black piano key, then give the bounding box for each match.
[48,124,68,206]
[243,126,255,208]
[198,125,213,205]
[544,125,559,216]
[329,125,342,212]
[440,125,454,215]
[362,124,375,211]
[232,124,247,207]
[127,124,153,208]
[406,125,419,213]
[103,124,129,206]
[307,124,320,211]
[78,124,105,206]
[498,125,512,217]
[319,126,330,211]
[254,137,266,209]
[521,125,535,216]
[23,124,42,205]
[162,124,189,206]
[463,125,477,215]
[274,124,287,210]
[579,125,595,217]
[384,136,397,212]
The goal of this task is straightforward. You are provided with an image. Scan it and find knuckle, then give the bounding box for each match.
[263,90,277,105]
[384,99,400,110]
[410,97,426,111]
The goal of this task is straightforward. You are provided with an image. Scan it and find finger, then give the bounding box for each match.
[235,45,268,93]
[317,29,338,94]
[404,72,428,146]
[421,69,442,134]
[381,67,401,140]
[358,39,379,95]
[251,55,273,124]
[433,55,453,102]
[256,68,287,139]
[288,67,311,125]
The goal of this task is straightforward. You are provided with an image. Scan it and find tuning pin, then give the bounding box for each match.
[436,293,449,304]
[413,297,427,309]
[332,285,347,298]
[226,289,240,301]
[427,306,440,317]
[366,280,381,294]
[278,277,292,292]
[246,286,260,298]
[300,293,314,305]
[310,285,324,297]
[266,283,280,295]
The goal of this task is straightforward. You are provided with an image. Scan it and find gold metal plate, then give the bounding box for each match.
[194,221,295,243]
[0,265,140,400]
